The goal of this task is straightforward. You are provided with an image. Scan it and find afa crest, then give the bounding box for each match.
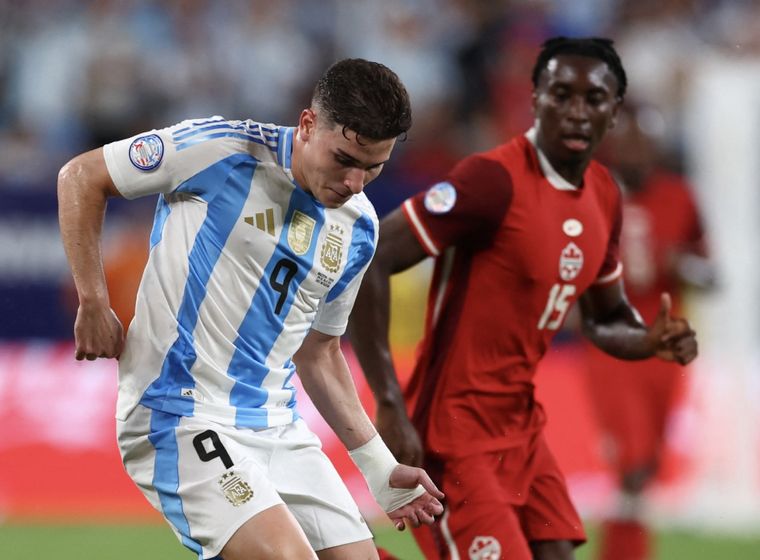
[218,470,253,507]
[320,224,344,273]
[287,211,316,255]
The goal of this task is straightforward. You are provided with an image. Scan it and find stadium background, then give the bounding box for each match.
[1,1,759,558]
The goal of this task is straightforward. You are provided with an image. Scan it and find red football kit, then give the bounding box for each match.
[583,172,707,472]
[400,130,623,559]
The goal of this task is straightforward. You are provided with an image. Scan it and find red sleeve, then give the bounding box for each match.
[401,154,513,256]
[594,176,623,285]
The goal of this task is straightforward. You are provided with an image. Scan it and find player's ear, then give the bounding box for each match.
[608,98,622,129]
[298,108,317,140]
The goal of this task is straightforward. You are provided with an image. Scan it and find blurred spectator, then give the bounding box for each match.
[583,102,715,560]
[611,0,707,170]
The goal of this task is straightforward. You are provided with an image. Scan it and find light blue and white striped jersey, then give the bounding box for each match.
[104,116,378,429]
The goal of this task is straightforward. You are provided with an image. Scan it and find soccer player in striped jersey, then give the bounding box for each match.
[58,58,443,560]
[349,38,698,560]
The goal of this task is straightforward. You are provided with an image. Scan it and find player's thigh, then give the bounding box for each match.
[269,419,373,552]
[315,539,377,560]
[118,406,285,558]
[221,504,316,560]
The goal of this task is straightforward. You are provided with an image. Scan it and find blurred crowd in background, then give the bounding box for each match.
[0,0,758,193]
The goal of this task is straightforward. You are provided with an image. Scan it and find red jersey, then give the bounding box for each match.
[618,172,706,321]
[402,132,623,457]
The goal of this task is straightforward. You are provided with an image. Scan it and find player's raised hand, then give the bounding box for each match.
[376,402,424,467]
[387,464,444,531]
[649,293,697,365]
[74,303,124,360]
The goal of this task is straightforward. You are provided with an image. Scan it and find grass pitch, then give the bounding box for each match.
[1,522,759,559]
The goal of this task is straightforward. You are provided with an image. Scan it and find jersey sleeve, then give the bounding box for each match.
[594,181,624,285]
[311,213,378,336]
[103,116,234,200]
[401,154,513,256]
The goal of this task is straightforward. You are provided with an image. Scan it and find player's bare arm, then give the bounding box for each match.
[57,148,124,361]
[348,208,428,466]
[579,279,697,364]
[294,329,443,529]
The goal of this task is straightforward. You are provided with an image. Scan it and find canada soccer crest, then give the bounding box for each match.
[559,241,584,281]
[468,536,501,560]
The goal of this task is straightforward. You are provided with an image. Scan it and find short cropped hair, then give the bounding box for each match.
[312,58,412,141]
[531,37,628,99]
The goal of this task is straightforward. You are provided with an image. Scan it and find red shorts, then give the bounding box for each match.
[414,434,585,560]
[583,345,685,472]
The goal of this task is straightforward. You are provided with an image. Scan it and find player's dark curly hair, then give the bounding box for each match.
[531,37,627,99]
[312,58,412,142]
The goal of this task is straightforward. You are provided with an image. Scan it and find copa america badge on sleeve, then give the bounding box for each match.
[128,134,164,171]
[423,181,457,214]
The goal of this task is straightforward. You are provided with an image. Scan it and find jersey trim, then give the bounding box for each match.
[431,247,456,325]
[150,196,172,249]
[525,128,580,192]
[594,261,623,285]
[402,199,439,256]
[277,127,295,169]
[172,121,278,153]
[440,509,461,560]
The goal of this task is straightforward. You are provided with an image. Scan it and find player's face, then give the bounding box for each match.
[532,54,621,170]
[294,109,396,209]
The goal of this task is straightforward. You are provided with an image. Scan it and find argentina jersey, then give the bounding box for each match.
[103,116,378,429]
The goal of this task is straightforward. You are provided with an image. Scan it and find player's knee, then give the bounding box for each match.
[222,540,317,560]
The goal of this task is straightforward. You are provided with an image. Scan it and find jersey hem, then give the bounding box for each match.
[401,200,440,256]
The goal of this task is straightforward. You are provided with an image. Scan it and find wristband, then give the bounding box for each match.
[349,434,426,512]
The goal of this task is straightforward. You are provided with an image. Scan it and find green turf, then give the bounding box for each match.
[1,522,759,559]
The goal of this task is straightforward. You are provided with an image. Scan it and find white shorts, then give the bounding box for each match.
[117,405,372,559]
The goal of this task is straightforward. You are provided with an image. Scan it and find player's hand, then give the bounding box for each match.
[74,303,124,361]
[648,293,697,365]
[386,464,444,531]
[376,401,424,467]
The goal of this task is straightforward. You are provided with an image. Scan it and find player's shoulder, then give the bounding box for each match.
[449,142,516,188]
[167,116,285,163]
[587,159,622,197]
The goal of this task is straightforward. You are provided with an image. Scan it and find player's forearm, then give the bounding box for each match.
[57,153,111,307]
[582,305,655,360]
[296,333,377,450]
[348,262,406,409]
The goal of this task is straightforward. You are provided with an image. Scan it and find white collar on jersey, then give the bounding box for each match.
[524,127,579,191]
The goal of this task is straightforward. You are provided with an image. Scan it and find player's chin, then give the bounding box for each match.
[320,189,352,209]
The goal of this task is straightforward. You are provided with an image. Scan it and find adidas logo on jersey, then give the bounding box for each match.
[244,209,276,236]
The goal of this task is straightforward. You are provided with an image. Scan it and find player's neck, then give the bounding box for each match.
[550,158,589,187]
